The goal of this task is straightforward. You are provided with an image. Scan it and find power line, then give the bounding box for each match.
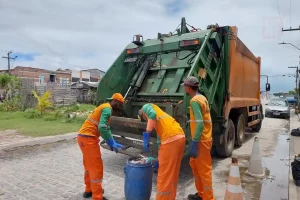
[275,0,284,29]
[2,51,17,74]
[290,0,292,28]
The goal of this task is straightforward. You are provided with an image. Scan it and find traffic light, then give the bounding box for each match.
[266,83,271,91]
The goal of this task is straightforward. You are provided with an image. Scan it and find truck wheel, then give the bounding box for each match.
[216,119,236,157]
[234,114,245,147]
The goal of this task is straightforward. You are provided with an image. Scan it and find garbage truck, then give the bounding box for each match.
[95,17,264,158]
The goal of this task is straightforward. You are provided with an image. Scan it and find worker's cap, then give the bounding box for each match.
[181,76,199,87]
[106,93,125,103]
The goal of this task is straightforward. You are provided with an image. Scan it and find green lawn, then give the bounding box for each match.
[0,104,96,137]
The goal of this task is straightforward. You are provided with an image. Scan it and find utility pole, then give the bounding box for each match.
[2,51,17,74]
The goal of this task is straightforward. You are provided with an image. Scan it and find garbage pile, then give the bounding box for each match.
[291,155,300,186]
[129,156,159,174]
[129,156,156,164]
[291,128,300,137]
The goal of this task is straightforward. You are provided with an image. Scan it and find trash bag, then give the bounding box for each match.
[291,128,300,136]
[291,155,300,186]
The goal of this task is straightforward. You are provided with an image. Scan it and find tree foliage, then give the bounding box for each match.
[0,73,20,99]
[32,90,53,115]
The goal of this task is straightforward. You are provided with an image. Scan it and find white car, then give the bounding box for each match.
[265,98,290,119]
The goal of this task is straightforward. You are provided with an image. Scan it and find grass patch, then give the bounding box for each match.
[0,103,96,137]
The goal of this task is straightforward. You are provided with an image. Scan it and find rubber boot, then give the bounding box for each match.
[187,193,202,200]
[83,189,105,198]
[83,192,92,198]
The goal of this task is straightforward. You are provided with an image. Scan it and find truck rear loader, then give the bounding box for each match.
[95,17,263,158]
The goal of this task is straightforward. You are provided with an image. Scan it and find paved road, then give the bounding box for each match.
[0,116,289,200]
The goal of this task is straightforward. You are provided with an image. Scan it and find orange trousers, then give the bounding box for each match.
[190,140,215,200]
[77,135,103,200]
[156,137,186,200]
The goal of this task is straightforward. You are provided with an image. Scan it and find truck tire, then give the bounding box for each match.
[234,114,245,147]
[216,119,236,157]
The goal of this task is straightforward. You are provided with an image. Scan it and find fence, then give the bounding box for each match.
[36,83,77,106]
[19,80,77,108]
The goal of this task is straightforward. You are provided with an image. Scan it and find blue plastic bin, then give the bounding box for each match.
[124,157,153,200]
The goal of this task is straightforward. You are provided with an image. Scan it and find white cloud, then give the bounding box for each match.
[0,0,299,92]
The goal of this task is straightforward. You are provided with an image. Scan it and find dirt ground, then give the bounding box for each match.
[0,130,31,147]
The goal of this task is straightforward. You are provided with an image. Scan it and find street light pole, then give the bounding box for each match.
[260,75,269,83]
[278,42,300,51]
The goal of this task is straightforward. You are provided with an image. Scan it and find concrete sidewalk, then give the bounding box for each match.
[0,132,77,154]
[289,111,300,200]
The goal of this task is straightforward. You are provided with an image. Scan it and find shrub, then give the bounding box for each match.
[23,109,41,119]
[1,96,22,111]
[32,90,53,115]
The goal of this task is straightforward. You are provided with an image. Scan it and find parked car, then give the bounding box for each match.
[265,98,290,119]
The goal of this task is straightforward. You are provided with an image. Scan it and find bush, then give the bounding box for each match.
[1,97,22,112]
[44,116,57,121]
[23,109,41,119]
[64,104,80,113]
[32,90,53,115]
[0,103,4,112]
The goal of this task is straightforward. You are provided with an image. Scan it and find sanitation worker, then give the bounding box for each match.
[183,76,215,200]
[138,103,186,200]
[77,93,126,200]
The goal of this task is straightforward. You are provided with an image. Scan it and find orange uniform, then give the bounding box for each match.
[140,103,186,200]
[77,103,113,200]
[189,94,215,200]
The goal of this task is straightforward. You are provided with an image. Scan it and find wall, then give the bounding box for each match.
[12,66,50,84]
[8,66,71,85]
[71,70,90,82]
[56,72,71,84]
[81,71,90,81]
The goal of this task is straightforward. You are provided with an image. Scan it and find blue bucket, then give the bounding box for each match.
[124,157,153,200]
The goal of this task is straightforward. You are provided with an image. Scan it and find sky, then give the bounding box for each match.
[0,0,300,92]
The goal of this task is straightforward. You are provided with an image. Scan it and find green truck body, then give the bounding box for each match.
[95,18,263,158]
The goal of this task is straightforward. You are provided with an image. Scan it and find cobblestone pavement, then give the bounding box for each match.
[0,140,195,200]
[0,116,289,200]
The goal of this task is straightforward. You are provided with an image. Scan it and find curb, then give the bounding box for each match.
[289,111,300,199]
[0,132,78,152]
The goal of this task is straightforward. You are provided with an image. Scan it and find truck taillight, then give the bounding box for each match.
[126,48,140,54]
[179,39,200,47]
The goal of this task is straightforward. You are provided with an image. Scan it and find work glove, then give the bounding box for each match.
[152,160,159,173]
[106,139,125,153]
[189,140,199,158]
[146,157,159,173]
[143,132,150,152]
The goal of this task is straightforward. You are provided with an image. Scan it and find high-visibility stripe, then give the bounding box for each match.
[204,186,212,191]
[157,191,171,196]
[87,117,98,125]
[90,179,102,183]
[188,119,211,123]
[226,184,243,193]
